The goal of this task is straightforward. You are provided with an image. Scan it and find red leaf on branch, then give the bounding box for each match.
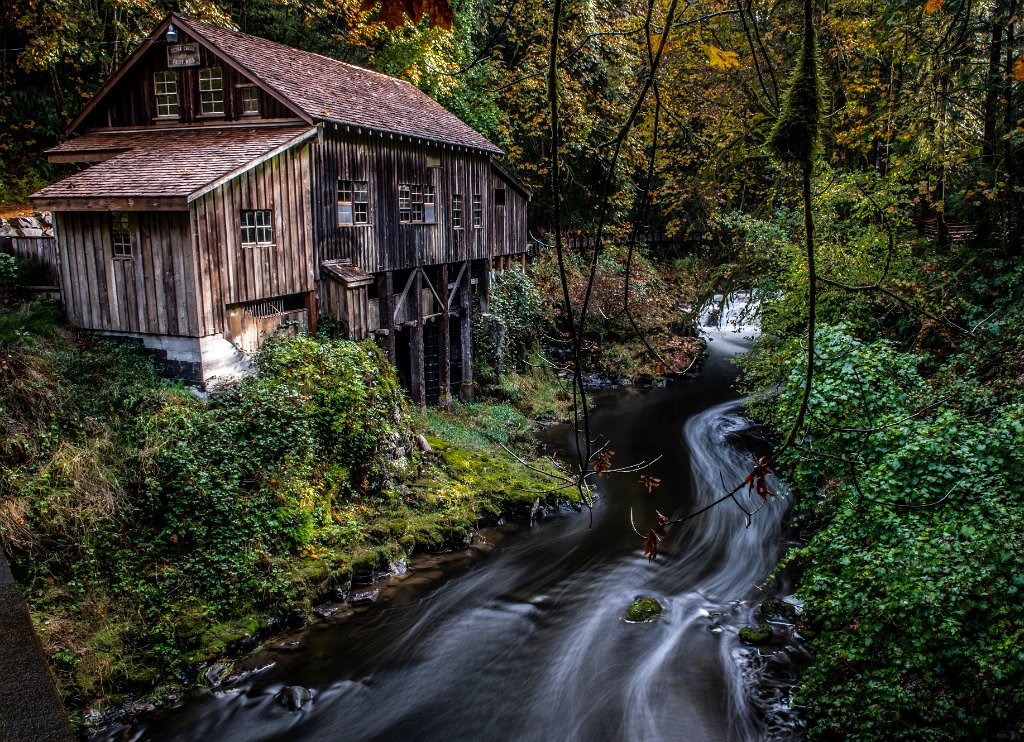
[593,449,616,476]
[743,456,775,500]
[644,510,670,562]
[639,474,662,493]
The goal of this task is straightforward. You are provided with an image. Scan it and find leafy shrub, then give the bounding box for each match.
[747,325,1024,738]
[475,267,546,386]
[0,253,18,288]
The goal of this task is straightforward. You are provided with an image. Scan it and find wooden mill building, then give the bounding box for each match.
[31,13,530,404]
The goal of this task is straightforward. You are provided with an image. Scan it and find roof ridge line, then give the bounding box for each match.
[173,14,416,88]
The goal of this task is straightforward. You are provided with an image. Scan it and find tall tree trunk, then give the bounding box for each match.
[979,0,1006,246]
[1005,21,1021,253]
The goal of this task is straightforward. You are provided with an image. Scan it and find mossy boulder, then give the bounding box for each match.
[738,623,773,645]
[624,597,663,623]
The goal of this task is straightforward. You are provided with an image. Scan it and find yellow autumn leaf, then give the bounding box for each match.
[1014,56,1024,81]
[699,44,741,70]
[924,0,942,13]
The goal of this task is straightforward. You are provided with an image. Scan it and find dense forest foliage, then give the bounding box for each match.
[2,0,1023,736]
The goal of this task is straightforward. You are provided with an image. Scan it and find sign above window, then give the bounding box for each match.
[167,44,200,68]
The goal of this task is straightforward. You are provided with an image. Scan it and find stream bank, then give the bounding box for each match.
[0,308,573,734]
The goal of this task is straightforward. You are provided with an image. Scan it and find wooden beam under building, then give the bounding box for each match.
[459,260,474,401]
[411,267,426,407]
[479,259,491,314]
[379,271,396,363]
[438,263,452,409]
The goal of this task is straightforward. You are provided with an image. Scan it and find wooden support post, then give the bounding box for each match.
[379,271,396,364]
[411,268,426,407]
[438,263,452,409]
[459,261,474,401]
[519,253,526,270]
[304,289,318,335]
[479,259,491,315]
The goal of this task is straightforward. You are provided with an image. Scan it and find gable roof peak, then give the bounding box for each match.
[170,14,502,154]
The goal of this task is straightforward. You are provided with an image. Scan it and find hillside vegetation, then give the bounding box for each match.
[736,188,1024,736]
[0,297,571,722]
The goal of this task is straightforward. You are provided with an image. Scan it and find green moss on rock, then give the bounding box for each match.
[624,597,663,623]
[738,623,773,645]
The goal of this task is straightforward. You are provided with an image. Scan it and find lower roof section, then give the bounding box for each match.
[31,125,318,211]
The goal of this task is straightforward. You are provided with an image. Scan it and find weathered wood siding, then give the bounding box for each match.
[80,30,297,130]
[1,236,59,287]
[490,169,529,257]
[322,279,373,340]
[190,143,315,335]
[314,128,526,274]
[54,211,199,335]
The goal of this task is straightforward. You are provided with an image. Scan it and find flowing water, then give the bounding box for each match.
[109,296,809,741]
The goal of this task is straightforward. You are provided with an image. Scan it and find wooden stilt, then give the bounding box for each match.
[459,260,474,401]
[519,253,526,270]
[304,289,318,334]
[480,259,491,314]
[379,271,396,363]
[411,268,426,407]
[438,263,452,409]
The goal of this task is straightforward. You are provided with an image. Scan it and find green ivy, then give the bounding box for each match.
[745,325,1024,738]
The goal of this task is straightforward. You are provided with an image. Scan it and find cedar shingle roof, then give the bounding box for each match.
[32,126,316,202]
[174,15,502,154]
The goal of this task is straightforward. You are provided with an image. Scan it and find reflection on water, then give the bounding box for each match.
[110,294,809,742]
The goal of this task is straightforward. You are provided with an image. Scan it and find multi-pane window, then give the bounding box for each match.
[240,210,273,246]
[240,86,259,114]
[337,180,369,225]
[110,212,133,258]
[199,67,224,115]
[452,194,463,229]
[472,194,482,228]
[154,71,178,117]
[398,184,435,223]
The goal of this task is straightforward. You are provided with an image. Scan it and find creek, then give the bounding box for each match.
[108,297,810,741]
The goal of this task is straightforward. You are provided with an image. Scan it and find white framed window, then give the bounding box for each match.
[399,183,435,224]
[472,194,482,228]
[154,71,178,117]
[337,179,369,225]
[240,85,259,114]
[240,209,273,246]
[199,67,224,115]
[110,212,134,258]
[452,193,463,229]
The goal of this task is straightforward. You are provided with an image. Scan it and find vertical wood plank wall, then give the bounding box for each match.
[190,143,315,335]
[55,211,198,336]
[1,236,59,286]
[313,129,528,274]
